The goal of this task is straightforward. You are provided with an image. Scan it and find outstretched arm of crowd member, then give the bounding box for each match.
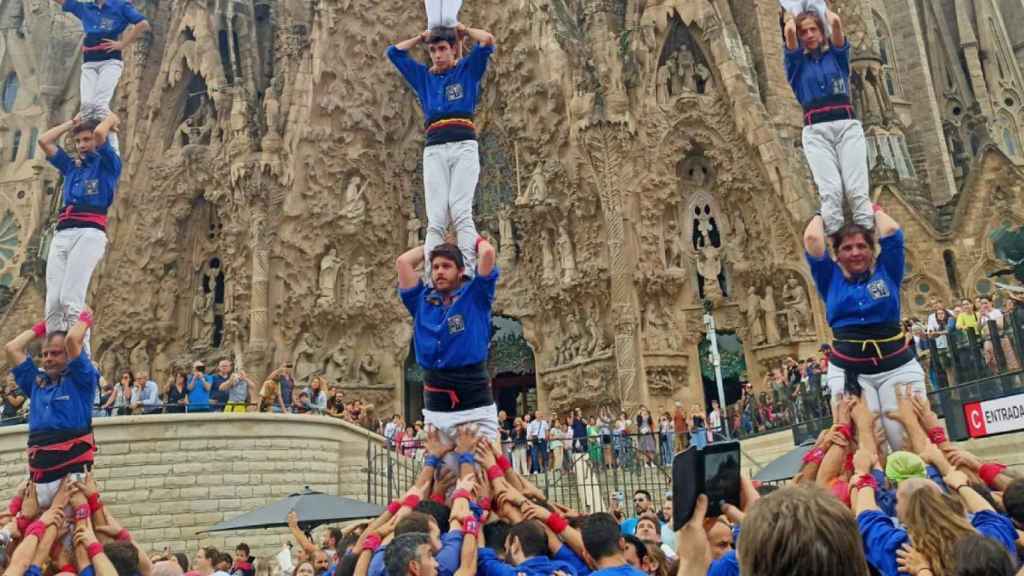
[75,522,117,576]
[943,469,996,514]
[817,398,855,487]
[883,385,930,454]
[65,306,93,361]
[676,495,713,576]
[946,448,1012,491]
[793,427,831,484]
[851,447,881,515]
[286,512,318,557]
[396,246,425,290]
[802,215,827,259]
[454,425,479,478]
[92,508,151,576]
[850,397,879,463]
[522,500,590,570]
[354,483,422,552]
[37,117,77,158]
[918,442,953,477]
[4,321,45,371]
[2,505,61,576]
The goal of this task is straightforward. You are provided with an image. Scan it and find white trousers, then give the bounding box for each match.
[425,0,462,28]
[423,140,480,277]
[45,228,107,351]
[80,60,123,154]
[423,402,498,476]
[802,119,872,235]
[826,359,926,451]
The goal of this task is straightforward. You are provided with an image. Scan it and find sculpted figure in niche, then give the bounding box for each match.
[156,273,177,321]
[657,60,671,104]
[675,46,696,94]
[130,342,150,375]
[317,248,341,306]
[695,230,723,300]
[326,344,351,385]
[342,175,368,222]
[762,285,781,344]
[557,224,576,284]
[293,333,321,385]
[694,62,711,94]
[665,220,686,270]
[521,162,548,206]
[541,228,557,284]
[349,258,368,307]
[263,89,281,137]
[497,205,516,266]
[745,286,766,345]
[358,353,379,387]
[406,216,422,249]
[783,276,811,338]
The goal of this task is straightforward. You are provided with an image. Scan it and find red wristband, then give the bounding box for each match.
[25,520,45,539]
[86,542,104,559]
[402,494,421,509]
[31,321,46,339]
[835,424,854,442]
[802,447,825,465]
[843,452,855,473]
[546,512,568,534]
[927,427,948,445]
[16,514,30,535]
[361,533,382,553]
[486,465,504,482]
[116,528,131,541]
[872,203,882,213]
[387,501,401,515]
[979,463,1008,488]
[479,496,492,511]
[429,493,445,504]
[497,454,512,472]
[462,516,480,538]
[854,474,878,492]
[87,493,103,513]
[451,489,472,502]
[78,310,94,328]
[8,495,22,516]
[59,564,77,575]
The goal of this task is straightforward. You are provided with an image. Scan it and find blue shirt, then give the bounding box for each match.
[11,352,97,433]
[477,549,578,576]
[589,565,646,576]
[62,0,146,62]
[387,43,494,124]
[707,551,739,576]
[369,532,463,576]
[400,268,499,370]
[187,374,212,408]
[553,544,590,576]
[47,141,122,213]
[620,517,638,536]
[806,230,905,329]
[784,41,851,110]
[858,509,1017,576]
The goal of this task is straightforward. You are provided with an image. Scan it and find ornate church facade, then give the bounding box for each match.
[0,0,1021,418]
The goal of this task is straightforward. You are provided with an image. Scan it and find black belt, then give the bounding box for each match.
[423,363,492,412]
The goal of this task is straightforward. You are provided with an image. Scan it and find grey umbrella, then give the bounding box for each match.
[200,487,385,534]
[753,440,815,484]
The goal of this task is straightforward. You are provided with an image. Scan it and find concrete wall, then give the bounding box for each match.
[0,414,383,560]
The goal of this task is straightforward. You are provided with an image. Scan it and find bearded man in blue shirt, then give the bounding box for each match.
[396,239,499,468]
[388,23,495,280]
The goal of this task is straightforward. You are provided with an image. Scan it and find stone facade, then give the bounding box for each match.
[0,0,1021,417]
[0,414,379,558]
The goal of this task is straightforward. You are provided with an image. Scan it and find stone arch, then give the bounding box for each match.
[873,10,902,97]
[997,111,1021,159]
[903,271,952,318]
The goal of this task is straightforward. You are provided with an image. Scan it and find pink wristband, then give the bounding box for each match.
[87,493,103,513]
[497,455,512,472]
[59,564,77,575]
[835,424,853,442]
[927,427,948,445]
[78,310,94,328]
[486,465,504,482]
[802,447,825,465]
[451,489,472,502]
[116,528,131,541]
[8,495,22,516]
[462,516,480,538]
[429,493,445,504]
[546,512,568,534]
[16,514,30,535]
[402,494,421,509]
[86,542,104,559]
[31,322,46,339]
[25,520,45,539]
[361,533,382,553]
[979,463,1007,488]
[387,501,401,515]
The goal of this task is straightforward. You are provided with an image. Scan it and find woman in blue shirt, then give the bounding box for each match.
[783,7,873,237]
[803,207,926,450]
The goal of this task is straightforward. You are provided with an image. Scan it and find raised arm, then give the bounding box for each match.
[783,11,798,51]
[37,119,76,159]
[392,30,429,52]
[826,10,845,49]
[286,512,318,557]
[93,113,120,148]
[874,206,900,239]
[456,23,495,47]
[476,238,496,278]
[66,307,93,361]
[803,214,827,258]
[4,322,44,368]
[396,246,425,290]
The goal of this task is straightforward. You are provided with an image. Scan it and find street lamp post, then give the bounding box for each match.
[702,299,730,440]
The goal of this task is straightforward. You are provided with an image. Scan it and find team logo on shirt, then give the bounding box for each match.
[446,83,464,102]
[447,314,465,334]
[99,17,116,31]
[867,279,890,300]
[832,77,847,95]
[84,180,99,196]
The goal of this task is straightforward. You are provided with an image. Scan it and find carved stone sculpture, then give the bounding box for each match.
[263,90,281,137]
[666,221,686,270]
[349,258,368,307]
[762,285,781,344]
[497,205,516,266]
[358,353,379,387]
[326,344,351,385]
[557,224,576,284]
[696,233,723,300]
[317,248,341,306]
[521,162,548,206]
[744,286,766,346]
[293,333,320,385]
[782,276,811,339]
[130,342,150,374]
[342,176,367,222]
[406,216,422,249]
[541,228,556,284]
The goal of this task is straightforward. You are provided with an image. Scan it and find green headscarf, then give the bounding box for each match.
[885,451,927,483]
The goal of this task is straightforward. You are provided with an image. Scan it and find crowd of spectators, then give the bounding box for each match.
[4,383,1021,576]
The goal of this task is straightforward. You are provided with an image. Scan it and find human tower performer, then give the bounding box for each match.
[392,1,502,471]
[786,2,927,451]
[0,0,145,504]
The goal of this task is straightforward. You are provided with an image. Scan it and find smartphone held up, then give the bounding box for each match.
[672,440,741,530]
